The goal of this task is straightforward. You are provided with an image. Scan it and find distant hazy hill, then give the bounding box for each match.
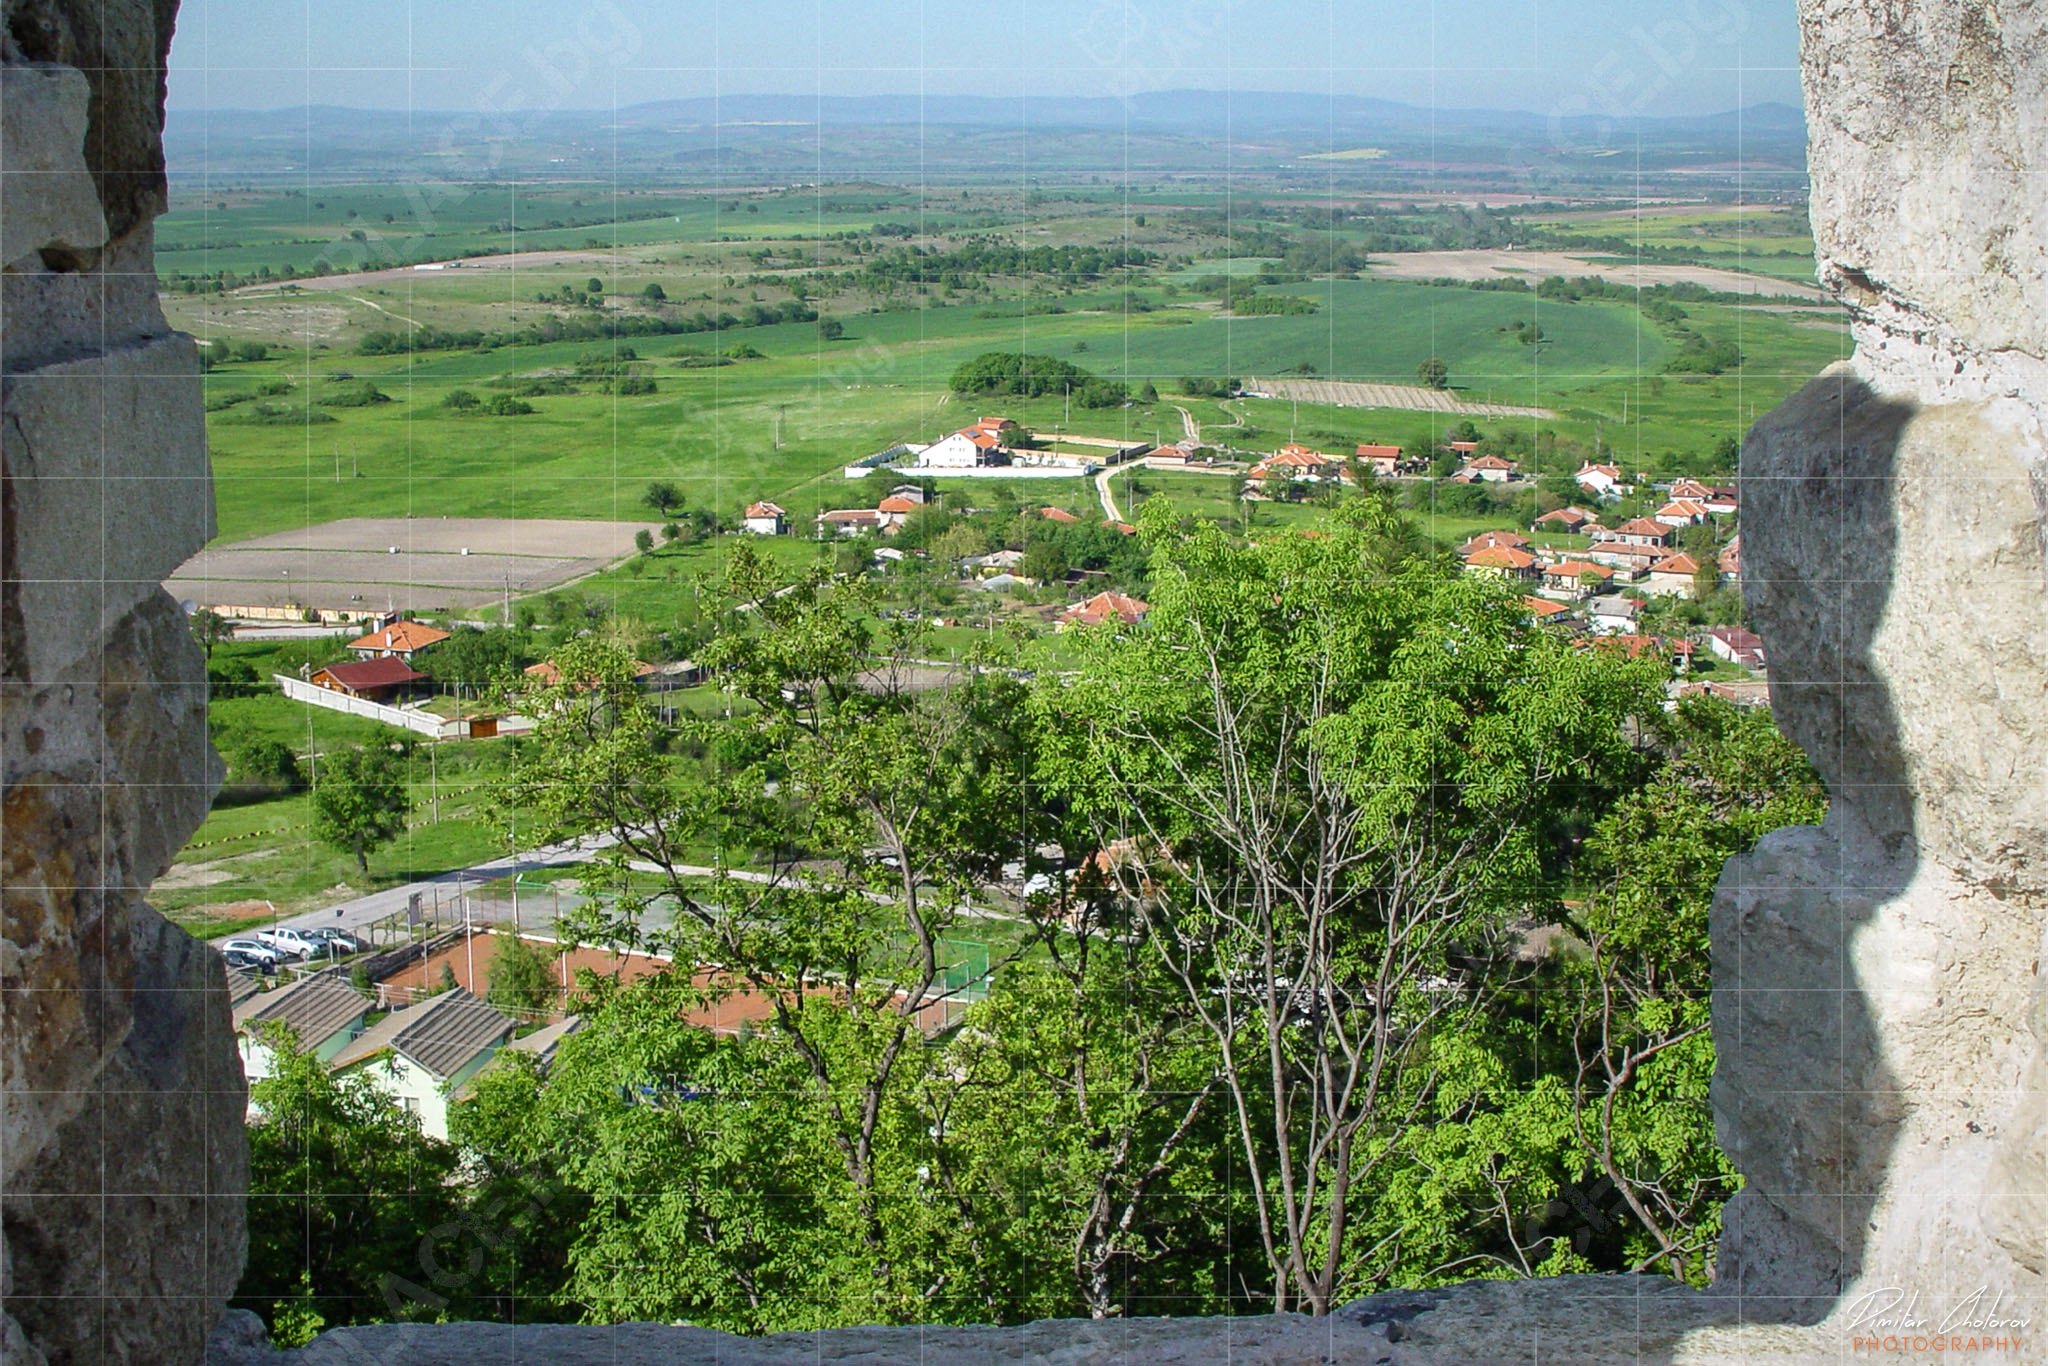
[164,92,1806,185]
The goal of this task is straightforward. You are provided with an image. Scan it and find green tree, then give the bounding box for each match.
[190,608,231,659]
[634,528,655,555]
[1416,357,1450,389]
[499,555,1032,1316]
[585,276,604,294]
[309,745,412,874]
[418,626,529,691]
[1031,499,1661,1314]
[236,1022,462,1331]
[219,736,305,803]
[1540,697,1826,1282]
[641,282,667,301]
[486,927,559,1015]
[817,316,845,341]
[643,480,683,517]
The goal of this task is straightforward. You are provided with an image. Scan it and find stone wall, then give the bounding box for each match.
[0,1,247,1363]
[1710,0,2048,1334]
[3,0,2045,1363]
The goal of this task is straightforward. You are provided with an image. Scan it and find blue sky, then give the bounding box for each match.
[168,0,1800,117]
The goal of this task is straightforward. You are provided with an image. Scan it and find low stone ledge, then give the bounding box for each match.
[206,1276,1868,1366]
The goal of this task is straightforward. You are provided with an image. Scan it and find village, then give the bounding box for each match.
[197,403,1768,1150]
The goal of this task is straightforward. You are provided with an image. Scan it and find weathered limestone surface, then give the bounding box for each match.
[0,0,246,1362]
[208,1278,1836,1366]
[1707,0,2048,1348]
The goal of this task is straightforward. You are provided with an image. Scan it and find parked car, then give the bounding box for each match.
[254,927,319,961]
[301,927,365,957]
[220,947,276,975]
[218,938,280,967]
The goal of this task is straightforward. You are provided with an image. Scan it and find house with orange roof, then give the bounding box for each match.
[1463,545,1539,579]
[1522,596,1573,621]
[1458,453,1520,483]
[1670,479,1739,514]
[1718,534,1741,582]
[1539,560,1614,596]
[1057,591,1150,630]
[1597,517,1673,549]
[1534,506,1599,534]
[1247,445,1347,485]
[817,507,883,535]
[523,657,659,689]
[1655,498,1710,528]
[345,619,451,662]
[877,494,926,530]
[1354,443,1403,477]
[921,418,1018,469]
[1459,530,1530,557]
[1645,552,1705,597]
[742,501,787,536]
[1040,506,1082,524]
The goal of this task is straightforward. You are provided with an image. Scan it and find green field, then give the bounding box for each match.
[194,273,1844,545]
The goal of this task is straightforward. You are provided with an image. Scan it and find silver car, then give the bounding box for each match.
[253,927,319,961]
[218,937,280,967]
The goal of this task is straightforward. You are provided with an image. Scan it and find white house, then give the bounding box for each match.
[233,972,373,1083]
[1575,463,1627,499]
[817,508,882,536]
[326,988,516,1142]
[742,501,787,535]
[1587,595,1643,634]
[1644,552,1703,597]
[920,431,991,468]
[1458,454,1519,483]
[1654,498,1709,528]
[921,419,1016,469]
[1706,626,1766,668]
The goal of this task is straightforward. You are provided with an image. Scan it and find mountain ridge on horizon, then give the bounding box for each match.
[170,89,1806,137]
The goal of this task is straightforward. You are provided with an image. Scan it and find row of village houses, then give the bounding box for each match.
[1460,521,1741,601]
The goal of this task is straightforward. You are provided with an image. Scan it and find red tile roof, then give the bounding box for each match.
[1040,506,1081,524]
[1060,590,1150,627]
[1459,530,1529,554]
[1465,545,1538,571]
[345,620,451,655]
[1355,443,1402,458]
[314,657,427,692]
[1650,553,1701,575]
[743,501,786,518]
[1613,518,1672,539]
[877,495,923,513]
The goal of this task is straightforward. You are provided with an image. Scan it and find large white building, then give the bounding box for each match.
[920,416,1018,469]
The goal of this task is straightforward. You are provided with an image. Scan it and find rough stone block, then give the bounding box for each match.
[5,901,248,1366]
[0,63,106,267]
[1,332,213,685]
